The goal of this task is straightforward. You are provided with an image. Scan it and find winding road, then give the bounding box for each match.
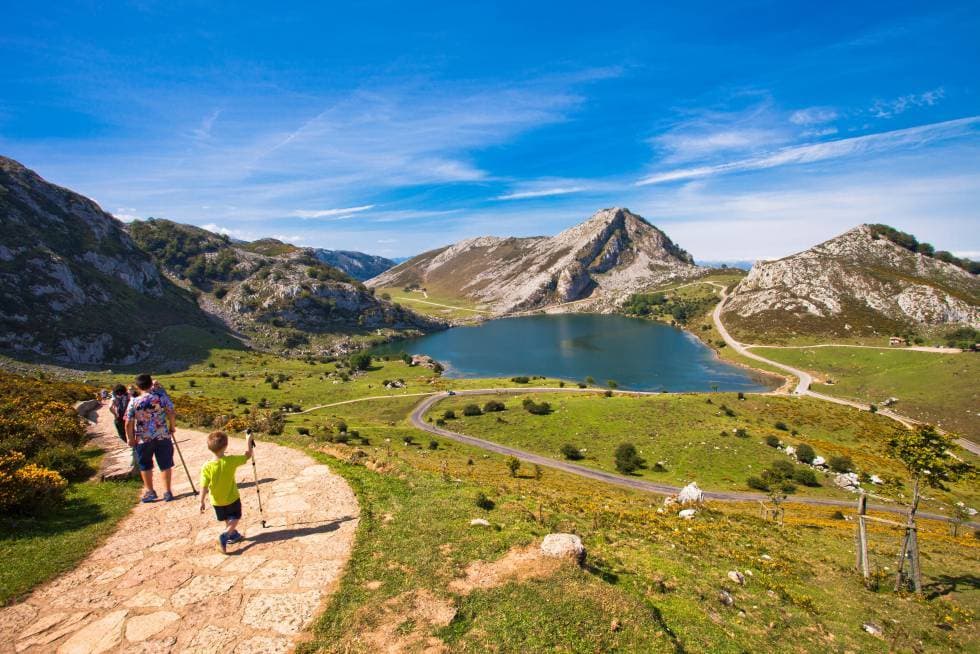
[407,390,974,525]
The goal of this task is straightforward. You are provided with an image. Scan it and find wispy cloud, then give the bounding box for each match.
[637,116,980,186]
[112,207,141,222]
[871,87,945,119]
[789,107,837,125]
[293,205,375,219]
[497,186,587,200]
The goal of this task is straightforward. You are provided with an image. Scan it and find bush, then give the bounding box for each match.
[523,400,552,415]
[734,428,748,438]
[737,392,745,400]
[32,446,94,482]
[475,492,495,510]
[604,390,613,397]
[235,396,248,405]
[828,456,853,473]
[442,409,456,420]
[614,443,645,474]
[403,435,415,445]
[507,456,520,477]
[747,476,769,491]
[482,400,505,412]
[462,404,482,417]
[560,444,583,460]
[607,380,618,389]
[349,352,373,371]
[793,468,820,487]
[428,440,438,450]
[831,510,845,520]
[510,376,530,384]
[296,427,310,436]
[765,435,781,448]
[0,452,67,514]
[770,459,795,478]
[774,421,788,431]
[795,443,816,464]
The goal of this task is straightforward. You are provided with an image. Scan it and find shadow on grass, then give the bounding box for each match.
[923,574,980,600]
[0,487,123,541]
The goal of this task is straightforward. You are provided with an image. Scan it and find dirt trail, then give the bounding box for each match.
[0,407,358,654]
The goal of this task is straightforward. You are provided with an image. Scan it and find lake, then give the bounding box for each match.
[371,314,774,392]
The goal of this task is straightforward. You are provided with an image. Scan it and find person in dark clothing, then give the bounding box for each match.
[109,384,130,443]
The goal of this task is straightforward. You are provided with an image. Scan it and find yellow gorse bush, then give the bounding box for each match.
[0,451,67,512]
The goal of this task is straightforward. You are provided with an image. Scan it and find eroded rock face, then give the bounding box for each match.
[724,225,979,338]
[367,207,704,313]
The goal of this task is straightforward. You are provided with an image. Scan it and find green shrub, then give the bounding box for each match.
[795,443,816,464]
[770,459,795,478]
[475,492,495,510]
[32,446,94,482]
[482,400,505,412]
[510,376,530,384]
[507,456,520,477]
[765,435,781,448]
[614,443,645,474]
[0,452,67,514]
[462,404,482,417]
[296,427,310,436]
[560,444,583,460]
[774,421,789,431]
[793,468,820,487]
[442,409,456,420]
[402,435,415,445]
[428,440,438,450]
[828,455,854,473]
[747,476,768,491]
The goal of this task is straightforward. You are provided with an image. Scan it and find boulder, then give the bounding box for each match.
[870,474,884,485]
[678,509,697,519]
[834,472,861,491]
[718,590,734,606]
[469,518,490,527]
[541,533,586,565]
[74,399,101,418]
[812,456,826,467]
[727,570,745,585]
[677,482,704,505]
[784,445,796,457]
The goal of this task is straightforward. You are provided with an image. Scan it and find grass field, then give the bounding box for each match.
[375,287,491,322]
[423,391,979,509]
[0,449,138,605]
[753,347,980,440]
[266,400,980,653]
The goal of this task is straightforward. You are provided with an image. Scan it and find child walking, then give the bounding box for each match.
[199,430,254,553]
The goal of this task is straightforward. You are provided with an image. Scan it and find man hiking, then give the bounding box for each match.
[125,373,177,502]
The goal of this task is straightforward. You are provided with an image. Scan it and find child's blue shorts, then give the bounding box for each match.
[213,499,242,521]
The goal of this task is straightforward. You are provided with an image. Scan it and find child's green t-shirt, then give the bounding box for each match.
[200,454,248,507]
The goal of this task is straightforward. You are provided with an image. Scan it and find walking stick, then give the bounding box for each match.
[247,429,267,528]
[170,430,197,494]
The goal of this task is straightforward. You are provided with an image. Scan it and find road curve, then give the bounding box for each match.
[408,390,973,525]
[710,287,979,455]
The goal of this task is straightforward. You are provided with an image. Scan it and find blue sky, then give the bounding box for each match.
[2,1,978,261]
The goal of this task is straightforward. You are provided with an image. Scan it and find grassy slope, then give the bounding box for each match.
[753,347,980,441]
[271,400,979,653]
[425,392,979,509]
[0,450,138,605]
[375,287,489,322]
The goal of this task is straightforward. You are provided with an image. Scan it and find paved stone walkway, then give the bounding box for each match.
[0,406,359,653]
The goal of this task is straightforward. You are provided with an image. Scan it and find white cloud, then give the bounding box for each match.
[789,107,838,125]
[871,87,945,119]
[801,127,839,138]
[497,186,587,200]
[200,223,245,237]
[112,207,141,222]
[293,205,375,219]
[637,115,980,185]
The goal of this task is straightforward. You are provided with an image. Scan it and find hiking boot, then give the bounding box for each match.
[163,491,174,502]
[218,532,229,554]
[140,490,158,503]
[227,531,243,544]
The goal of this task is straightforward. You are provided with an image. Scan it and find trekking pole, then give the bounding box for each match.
[247,429,267,528]
[170,429,197,494]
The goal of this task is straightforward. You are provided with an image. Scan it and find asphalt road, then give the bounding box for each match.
[408,389,975,526]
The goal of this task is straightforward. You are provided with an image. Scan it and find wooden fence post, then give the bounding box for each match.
[855,492,869,579]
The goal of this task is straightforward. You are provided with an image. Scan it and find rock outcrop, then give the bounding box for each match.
[0,156,211,363]
[367,208,704,314]
[723,225,979,339]
[313,249,395,281]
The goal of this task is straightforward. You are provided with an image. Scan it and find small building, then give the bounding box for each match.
[888,336,907,347]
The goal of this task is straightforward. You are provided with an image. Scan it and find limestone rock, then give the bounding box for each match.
[470,518,491,527]
[678,509,697,519]
[56,609,127,654]
[677,482,704,505]
[727,570,745,586]
[241,590,321,634]
[124,611,179,642]
[540,533,586,565]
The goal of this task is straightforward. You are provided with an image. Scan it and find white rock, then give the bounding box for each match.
[834,472,861,491]
[760,554,772,561]
[863,622,883,637]
[812,456,826,467]
[541,533,586,564]
[678,509,697,519]
[718,590,734,606]
[784,446,796,457]
[677,482,704,505]
[727,570,745,585]
[870,475,884,485]
[469,518,490,527]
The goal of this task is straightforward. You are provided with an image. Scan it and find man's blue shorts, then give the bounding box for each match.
[135,437,174,472]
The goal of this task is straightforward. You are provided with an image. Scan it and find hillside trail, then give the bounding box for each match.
[0,406,359,654]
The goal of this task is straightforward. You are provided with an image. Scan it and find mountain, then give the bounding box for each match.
[367,208,704,313]
[0,156,213,364]
[128,219,444,352]
[313,249,395,281]
[723,224,980,339]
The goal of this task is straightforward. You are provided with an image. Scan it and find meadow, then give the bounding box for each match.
[753,346,980,441]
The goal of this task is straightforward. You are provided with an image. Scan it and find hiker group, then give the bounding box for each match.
[107,374,258,553]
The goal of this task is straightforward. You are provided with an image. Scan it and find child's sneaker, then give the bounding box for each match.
[140,490,158,503]
[163,491,174,502]
[218,532,229,554]
[226,531,243,544]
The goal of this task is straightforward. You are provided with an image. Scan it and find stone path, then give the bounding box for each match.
[0,406,359,654]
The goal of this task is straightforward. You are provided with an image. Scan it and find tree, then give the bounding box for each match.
[507,456,520,477]
[349,352,372,371]
[795,443,815,464]
[888,426,975,592]
[614,443,645,474]
[828,455,853,473]
[462,403,482,416]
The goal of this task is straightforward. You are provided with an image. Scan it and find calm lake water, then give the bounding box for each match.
[372,314,773,393]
